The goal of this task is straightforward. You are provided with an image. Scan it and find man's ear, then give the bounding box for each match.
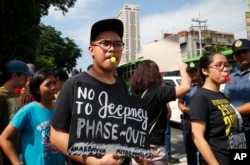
[88,46,94,59]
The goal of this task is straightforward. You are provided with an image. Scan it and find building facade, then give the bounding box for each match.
[246,0,250,39]
[177,30,234,59]
[116,4,141,64]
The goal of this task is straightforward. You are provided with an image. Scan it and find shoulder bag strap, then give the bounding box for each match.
[148,108,162,134]
[140,89,162,134]
[140,89,148,98]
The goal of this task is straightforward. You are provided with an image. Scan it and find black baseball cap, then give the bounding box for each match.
[186,62,198,72]
[90,18,124,43]
[232,39,250,54]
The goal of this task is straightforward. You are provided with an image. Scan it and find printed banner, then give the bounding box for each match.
[67,82,151,158]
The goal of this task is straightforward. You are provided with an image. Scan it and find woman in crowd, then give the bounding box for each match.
[129,59,190,165]
[0,69,66,165]
[190,52,247,165]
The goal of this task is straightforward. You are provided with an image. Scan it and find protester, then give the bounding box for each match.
[71,69,79,76]
[224,38,250,149]
[129,59,190,165]
[0,69,66,165]
[190,52,247,165]
[50,18,152,165]
[0,59,34,165]
[162,76,180,164]
[164,104,180,164]
[19,63,36,105]
[53,68,69,100]
[178,62,198,165]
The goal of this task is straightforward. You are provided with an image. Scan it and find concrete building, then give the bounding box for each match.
[115,4,235,67]
[141,35,182,72]
[176,30,234,60]
[116,4,141,64]
[246,0,250,39]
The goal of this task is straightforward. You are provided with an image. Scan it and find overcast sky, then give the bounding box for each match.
[41,0,248,71]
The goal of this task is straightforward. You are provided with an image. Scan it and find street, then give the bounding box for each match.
[169,123,187,165]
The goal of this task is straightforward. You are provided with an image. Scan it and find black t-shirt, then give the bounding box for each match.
[190,88,246,165]
[51,72,129,165]
[131,85,176,145]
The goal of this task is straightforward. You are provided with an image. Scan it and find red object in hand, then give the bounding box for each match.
[225,75,231,81]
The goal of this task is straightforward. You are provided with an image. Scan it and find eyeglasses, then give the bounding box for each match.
[91,39,124,51]
[208,63,232,72]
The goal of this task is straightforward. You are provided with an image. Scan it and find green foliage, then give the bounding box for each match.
[203,44,230,55]
[35,56,56,70]
[0,0,41,65]
[37,24,82,72]
[0,0,80,72]
[40,0,77,16]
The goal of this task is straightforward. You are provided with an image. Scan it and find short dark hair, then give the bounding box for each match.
[54,68,69,81]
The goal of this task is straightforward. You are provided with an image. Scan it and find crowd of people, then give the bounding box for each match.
[0,60,70,165]
[0,17,249,165]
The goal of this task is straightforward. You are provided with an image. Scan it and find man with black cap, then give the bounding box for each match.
[224,38,250,149]
[178,62,199,165]
[50,18,151,165]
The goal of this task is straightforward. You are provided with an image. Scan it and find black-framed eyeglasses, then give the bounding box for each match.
[208,63,232,72]
[91,39,124,51]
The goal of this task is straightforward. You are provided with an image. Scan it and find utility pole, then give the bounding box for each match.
[191,13,207,56]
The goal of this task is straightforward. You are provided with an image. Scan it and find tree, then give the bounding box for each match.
[36,24,81,72]
[0,0,41,65]
[0,0,77,68]
[40,0,77,16]
[203,44,230,55]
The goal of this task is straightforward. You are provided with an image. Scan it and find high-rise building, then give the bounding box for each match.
[116,4,140,64]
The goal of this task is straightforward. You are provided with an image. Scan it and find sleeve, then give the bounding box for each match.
[10,106,29,130]
[190,91,209,122]
[157,85,176,103]
[51,79,75,132]
[0,95,9,133]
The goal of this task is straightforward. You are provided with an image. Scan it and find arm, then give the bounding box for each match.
[191,120,219,165]
[177,99,190,116]
[178,98,191,129]
[236,102,250,115]
[0,124,21,165]
[175,61,190,98]
[166,103,171,120]
[50,126,123,165]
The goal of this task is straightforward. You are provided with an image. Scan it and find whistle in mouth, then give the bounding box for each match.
[225,75,231,81]
[111,57,116,63]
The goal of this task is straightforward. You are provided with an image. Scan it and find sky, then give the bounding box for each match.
[41,0,248,71]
